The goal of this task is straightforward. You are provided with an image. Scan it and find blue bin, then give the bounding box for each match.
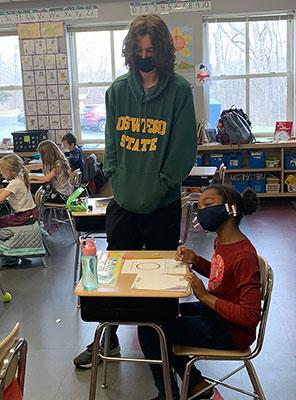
[196,154,204,166]
[249,152,265,168]
[226,152,242,169]
[250,179,266,193]
[210,154,225,168]
[231,180,249,193]
[285,155,296,169]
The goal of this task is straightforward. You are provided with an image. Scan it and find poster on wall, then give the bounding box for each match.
[18,21,72,145]
[169,25,194,70]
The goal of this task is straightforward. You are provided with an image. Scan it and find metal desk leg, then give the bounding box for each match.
[102,326,111,388]
[88,322,173,400]
[73,231,81,285]
[89,324,105,400]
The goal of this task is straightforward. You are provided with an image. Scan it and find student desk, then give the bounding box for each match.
[75,250,191,400]
[182,166,217,188]
[71,197,108,284]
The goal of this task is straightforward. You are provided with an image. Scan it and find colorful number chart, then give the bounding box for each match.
[18,21,72,144]
[130,0,211,15]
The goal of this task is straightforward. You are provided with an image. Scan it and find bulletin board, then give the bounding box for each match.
[18,21,72,144]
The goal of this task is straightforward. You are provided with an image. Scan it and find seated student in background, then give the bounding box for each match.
[0,154,39,266]
[26,140,71,204]
[138,184,261,400]
[62,133,85,175]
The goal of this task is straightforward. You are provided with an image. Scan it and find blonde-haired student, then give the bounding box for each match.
[26,140,71,204]
[0,154,38,228]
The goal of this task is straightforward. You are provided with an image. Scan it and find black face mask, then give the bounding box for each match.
[197,204,230,232]
[135,55,155,72]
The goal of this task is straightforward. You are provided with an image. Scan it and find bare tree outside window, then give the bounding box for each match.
[208,18,291,135]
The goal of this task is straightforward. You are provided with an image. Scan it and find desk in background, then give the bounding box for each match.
[71,197,109,284]
[182,166,217,188]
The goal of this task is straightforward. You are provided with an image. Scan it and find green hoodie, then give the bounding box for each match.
[103,71,197,214]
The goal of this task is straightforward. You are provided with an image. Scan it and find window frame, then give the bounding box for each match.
[68,25,128,144]
[0,29,23,116]
[203,12,295,137]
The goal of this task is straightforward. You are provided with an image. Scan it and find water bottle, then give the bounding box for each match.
[81,239,98,290]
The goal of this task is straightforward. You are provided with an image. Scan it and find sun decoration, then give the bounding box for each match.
[172,26,192,57]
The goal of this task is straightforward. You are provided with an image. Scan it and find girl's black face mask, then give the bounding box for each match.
[197,204,230,232]
[135,55,155,72]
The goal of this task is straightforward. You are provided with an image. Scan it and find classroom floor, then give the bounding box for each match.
[0,199,295,400]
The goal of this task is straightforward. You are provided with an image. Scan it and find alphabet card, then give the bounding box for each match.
[19,21,72,134]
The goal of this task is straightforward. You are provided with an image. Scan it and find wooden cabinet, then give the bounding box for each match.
[198,142,296,197]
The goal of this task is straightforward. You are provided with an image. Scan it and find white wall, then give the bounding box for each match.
[0,0,295,123]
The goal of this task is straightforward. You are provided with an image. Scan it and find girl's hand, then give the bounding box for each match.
[184,272,208,301]
[175,246,199,265]
[29,174,42,181]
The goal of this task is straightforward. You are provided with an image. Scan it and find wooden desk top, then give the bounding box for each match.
[74,250,191,299]
[71,197,111,217]
[189,166,217,176]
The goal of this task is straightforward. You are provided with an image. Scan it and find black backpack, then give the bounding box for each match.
[217,106,255,145]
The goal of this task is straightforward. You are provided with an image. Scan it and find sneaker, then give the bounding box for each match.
[73,335,120,369]
[209,388,224,400]
[201,387,223,400]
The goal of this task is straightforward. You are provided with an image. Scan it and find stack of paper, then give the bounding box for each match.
[131,274,188,292]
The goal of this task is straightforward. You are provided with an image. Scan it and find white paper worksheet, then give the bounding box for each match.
[121,259,187,275]
[131,273,188,292]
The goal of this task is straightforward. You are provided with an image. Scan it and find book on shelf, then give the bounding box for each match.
[274,121,293,141]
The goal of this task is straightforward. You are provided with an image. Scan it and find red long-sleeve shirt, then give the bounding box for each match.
[194,238,262,350]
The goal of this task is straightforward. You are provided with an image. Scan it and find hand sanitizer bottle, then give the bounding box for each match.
[81,239,98,290]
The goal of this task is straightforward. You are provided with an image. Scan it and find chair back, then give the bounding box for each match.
[70,169,82,190]
[251,255,273,358]
[34,186,46,224]
[218,163,226,185]
[0,322,27,396]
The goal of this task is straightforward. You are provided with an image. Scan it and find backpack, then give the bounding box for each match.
[217,106,255,145]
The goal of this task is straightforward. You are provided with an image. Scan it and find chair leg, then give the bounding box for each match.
[43,239,52,256]
[245,360,266,400]
[0,280,7,296]
[101,326,111,388]
[41,256,47,268]
[89,324,105,400]
[66,209,77,241]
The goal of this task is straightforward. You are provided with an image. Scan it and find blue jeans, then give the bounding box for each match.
[138,302,236,400]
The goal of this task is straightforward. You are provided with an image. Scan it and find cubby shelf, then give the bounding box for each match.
[198,142,296,197]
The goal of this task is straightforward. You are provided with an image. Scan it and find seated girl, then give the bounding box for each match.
[138,184,261,400]
[26,140,71,204]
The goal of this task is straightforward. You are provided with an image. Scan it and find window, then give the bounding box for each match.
[0,33,24,142]
[204,14,294,135]
[69,28,128,142]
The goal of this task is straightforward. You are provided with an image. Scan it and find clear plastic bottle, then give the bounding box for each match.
[81,239,98,290]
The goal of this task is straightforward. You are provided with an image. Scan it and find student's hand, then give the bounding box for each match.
[175,246,199,265]
[29,174,42,181]
[184,272,208,301]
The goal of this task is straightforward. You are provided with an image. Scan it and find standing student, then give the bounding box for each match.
[0,154,39,265]
[26,140,71,204]
[138,185,261,400]
[62,133,85,174]
[73,13,197,369]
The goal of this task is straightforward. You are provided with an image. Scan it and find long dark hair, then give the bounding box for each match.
[122,14,175,75]
[204,184,258,226]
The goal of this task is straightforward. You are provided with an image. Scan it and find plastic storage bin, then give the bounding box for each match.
[266,184,280,193]
[209,153,225,168]
[12,130,48,152]
[231,174,249,193]
[249,151,265,168]
[226,152,242,169]
[265,157,280,168]
[250,176,266,193]
[285,155,296,169]
[196,154,204,166]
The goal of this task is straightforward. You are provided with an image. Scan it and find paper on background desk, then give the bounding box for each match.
[121,259,186,275]
[132,273,188,291]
